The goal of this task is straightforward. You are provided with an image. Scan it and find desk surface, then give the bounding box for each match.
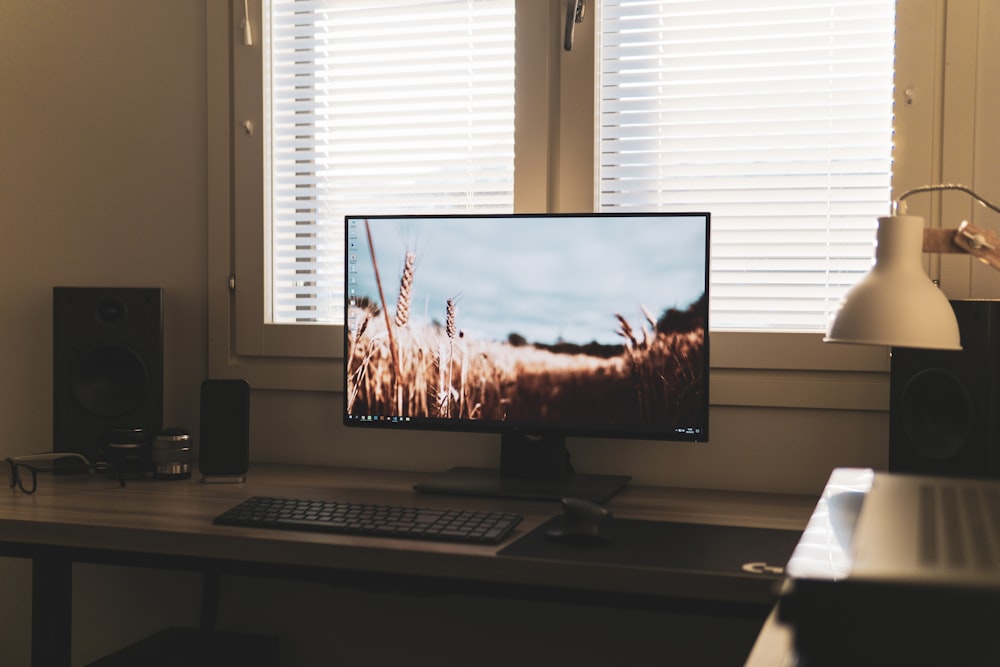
[0,464,815,607]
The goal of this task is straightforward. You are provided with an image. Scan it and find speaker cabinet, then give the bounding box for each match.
[198,378,250,481]
[889,299,1000,478]
[53,287,163,463]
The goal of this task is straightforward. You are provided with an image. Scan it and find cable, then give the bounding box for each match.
[896,184,1000,216]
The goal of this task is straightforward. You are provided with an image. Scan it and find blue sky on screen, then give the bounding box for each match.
[349,215,707,346]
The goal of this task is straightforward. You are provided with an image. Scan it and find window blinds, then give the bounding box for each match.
[599,1,895,331]
[266,0,515,324]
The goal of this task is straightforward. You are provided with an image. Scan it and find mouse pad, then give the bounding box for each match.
[500,517,801,576]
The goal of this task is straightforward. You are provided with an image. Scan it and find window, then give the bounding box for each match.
[213,0,935,400]
[258,0,896,332]
[598,1,895,331]
[266,0,517,326]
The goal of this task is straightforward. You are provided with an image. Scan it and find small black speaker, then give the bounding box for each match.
[198,379,250,481]
[53,287,163,464]
[889,299,1000,478]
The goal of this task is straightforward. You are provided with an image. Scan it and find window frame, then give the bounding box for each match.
[208,0,951,407]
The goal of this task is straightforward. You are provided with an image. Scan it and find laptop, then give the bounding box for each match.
[778,468,1000,666]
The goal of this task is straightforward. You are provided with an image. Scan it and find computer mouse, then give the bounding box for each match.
[544,497,615,546]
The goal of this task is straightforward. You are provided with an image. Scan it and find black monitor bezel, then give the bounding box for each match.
[343,211,710,445]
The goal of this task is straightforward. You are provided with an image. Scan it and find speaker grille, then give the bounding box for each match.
[890,300,1000,478]
[901,369,975,460]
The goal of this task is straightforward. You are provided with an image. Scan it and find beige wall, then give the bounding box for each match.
[1,2,210,663]
[1,0,209,452]
[1,1,997,664]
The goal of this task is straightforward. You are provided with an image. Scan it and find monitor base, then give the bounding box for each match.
[413,466,631,503]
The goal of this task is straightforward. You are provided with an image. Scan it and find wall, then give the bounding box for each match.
[1,1,997,665]
[247,390,888,495]
[1,1,209,663]
[1,1,209,458]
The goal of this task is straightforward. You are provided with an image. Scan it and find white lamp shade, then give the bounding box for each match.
[824,215,962,350]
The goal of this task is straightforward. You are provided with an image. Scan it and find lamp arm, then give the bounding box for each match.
[896,183,1000,216]
[893,183,1000,271]
[922,222,1000,271]
[952,222,1000,272]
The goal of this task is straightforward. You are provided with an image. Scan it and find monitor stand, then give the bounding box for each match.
[413,432,631,504]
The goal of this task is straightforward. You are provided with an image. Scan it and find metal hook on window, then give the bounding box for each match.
[242,0,254,46]
[564,0,586,52]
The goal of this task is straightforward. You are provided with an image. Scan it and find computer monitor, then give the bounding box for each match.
[344,212,709,502]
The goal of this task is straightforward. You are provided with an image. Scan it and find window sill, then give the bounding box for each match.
[208,323,889,412]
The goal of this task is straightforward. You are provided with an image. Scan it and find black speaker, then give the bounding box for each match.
[53,287,163,464]
[889,299,1000,478]
[198,379,250,481]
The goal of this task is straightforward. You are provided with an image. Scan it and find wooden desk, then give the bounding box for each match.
[0,464,814,666]
[743,606,797,667]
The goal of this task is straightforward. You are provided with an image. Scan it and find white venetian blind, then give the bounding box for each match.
[266,0,516,324]
[599,0,896,331]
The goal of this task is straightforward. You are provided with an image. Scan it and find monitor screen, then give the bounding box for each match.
[344,212,709,501]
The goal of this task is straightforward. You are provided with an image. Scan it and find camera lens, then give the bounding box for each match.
[152,428,192,480]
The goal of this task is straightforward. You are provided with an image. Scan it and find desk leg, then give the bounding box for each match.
[31,555,72,667]
[200,570,221,632]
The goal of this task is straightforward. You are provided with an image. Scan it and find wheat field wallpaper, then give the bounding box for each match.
[346,214,708,438]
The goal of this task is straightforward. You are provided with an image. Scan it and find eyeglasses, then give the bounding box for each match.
[6,453,126,495]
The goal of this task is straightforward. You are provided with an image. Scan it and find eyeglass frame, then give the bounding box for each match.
[6,453,126,494]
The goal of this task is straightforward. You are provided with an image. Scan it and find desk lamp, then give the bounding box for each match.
[824,184,1000,350]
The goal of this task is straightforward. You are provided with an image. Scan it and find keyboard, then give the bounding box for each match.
[213,495,522,545]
